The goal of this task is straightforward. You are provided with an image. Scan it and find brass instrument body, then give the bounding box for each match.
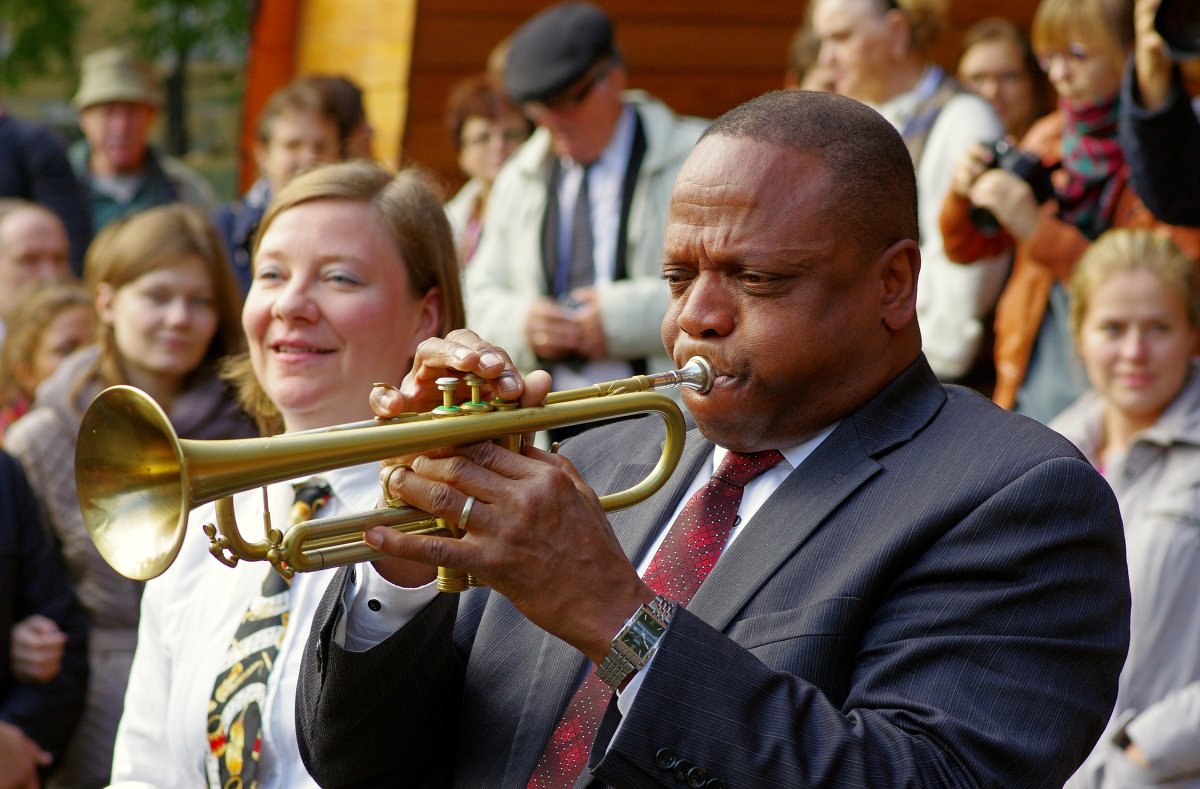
[76,359,712,584]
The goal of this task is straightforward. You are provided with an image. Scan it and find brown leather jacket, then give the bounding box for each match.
[940,111,1200,409]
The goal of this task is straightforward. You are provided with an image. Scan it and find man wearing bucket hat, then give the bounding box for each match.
[1119,0,1200,227]
[464,2,708,409]
[68,47,216,234]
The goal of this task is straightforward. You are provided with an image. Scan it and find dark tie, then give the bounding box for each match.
[526,450,786,788]
[206,478,332,788]
[565,165,594,296]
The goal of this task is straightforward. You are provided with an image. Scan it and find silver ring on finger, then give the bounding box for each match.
[457,495,476,532]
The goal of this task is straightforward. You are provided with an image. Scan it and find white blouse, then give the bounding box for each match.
[110,463,383,788]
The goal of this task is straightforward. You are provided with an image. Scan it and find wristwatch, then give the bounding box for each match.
[597,594,676,691]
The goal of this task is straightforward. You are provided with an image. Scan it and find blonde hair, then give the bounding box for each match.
[1069,228,1199,339]
[0,280,93,404]
[1032,0,1134,69]
[224,160,465,434]
[78,204,243,402]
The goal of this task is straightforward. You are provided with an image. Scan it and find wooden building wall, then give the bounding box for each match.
[243,0,1042,193]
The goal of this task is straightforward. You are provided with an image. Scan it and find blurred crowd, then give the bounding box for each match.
[0,0,1198,786]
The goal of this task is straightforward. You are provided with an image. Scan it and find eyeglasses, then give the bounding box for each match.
[522,60,613,119]
[1037,42,1091,73]
[461,127,530,149]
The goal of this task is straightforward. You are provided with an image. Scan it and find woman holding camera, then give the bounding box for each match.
[939,0,1200,424]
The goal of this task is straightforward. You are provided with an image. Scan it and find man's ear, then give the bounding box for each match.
[878,239,920,331]
[884,8,913,61]
[607,65,629,94]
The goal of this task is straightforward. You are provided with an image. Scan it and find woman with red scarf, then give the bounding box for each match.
[939,0,1200,424]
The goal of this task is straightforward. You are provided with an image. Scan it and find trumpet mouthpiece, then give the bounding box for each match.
[648,356,713,394]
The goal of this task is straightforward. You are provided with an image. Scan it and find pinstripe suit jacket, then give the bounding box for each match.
[296,357,1130,788]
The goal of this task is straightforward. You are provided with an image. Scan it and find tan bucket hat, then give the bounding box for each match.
[73,48,162,110]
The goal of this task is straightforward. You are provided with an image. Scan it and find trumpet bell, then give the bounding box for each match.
[76,385,189,581]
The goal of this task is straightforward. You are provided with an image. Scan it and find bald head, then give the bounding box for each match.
[0,202,71,320]
[701,90,918,262]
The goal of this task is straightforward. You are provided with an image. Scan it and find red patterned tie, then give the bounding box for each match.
[526,450,785,788]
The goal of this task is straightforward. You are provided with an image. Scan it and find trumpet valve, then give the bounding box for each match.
[432,377,465,418]
[436,566,469,593]
[460,374,494,415]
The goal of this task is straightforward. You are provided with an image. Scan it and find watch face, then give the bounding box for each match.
[620,610,666,655]
[621,629,649,653]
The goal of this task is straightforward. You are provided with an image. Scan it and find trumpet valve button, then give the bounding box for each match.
[433,376,464,417]
[461,374,493,414]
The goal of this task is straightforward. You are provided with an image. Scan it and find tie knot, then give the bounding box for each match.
[713,450,785,488]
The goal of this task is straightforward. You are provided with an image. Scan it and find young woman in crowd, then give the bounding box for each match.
[109,161,464,787]
[443,74,532,265]
[4,203,253,789]
[957,17,1054,142]
[1052,228,1200,787]
[0,281,94,442]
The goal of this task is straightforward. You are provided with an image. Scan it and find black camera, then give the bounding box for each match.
[1156,0,1200,59]
[969,139,1059,237]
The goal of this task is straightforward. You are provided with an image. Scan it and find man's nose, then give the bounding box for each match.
[675,273,735,338]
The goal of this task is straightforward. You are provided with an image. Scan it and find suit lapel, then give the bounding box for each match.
[690,422,880,628]
[691,357,947,630]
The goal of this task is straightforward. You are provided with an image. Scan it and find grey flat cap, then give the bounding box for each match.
[504,2,616,105]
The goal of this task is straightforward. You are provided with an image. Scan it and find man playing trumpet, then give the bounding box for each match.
[296,90,1129,788]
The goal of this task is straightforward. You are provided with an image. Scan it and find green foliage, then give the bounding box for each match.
[125,0,250,62]
[0,0,86,87]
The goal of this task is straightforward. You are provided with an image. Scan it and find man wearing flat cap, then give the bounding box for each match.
[465,1,708,400]
[69,47,216,234]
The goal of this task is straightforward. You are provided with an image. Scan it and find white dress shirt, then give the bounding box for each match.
[109,463,384,789]
[551,105,638,391]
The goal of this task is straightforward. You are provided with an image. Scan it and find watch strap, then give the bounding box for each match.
[596,594,675,690]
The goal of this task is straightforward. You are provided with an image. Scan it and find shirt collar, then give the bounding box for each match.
[711,421,840,476]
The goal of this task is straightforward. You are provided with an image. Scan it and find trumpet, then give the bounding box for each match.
[76,357,712,589]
